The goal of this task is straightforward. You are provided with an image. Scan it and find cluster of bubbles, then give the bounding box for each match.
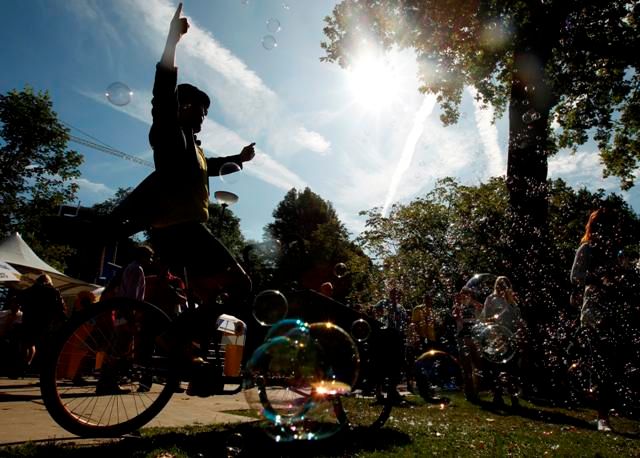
[244,317,361,441]
[262,7,287,50]
[246,289,376,441]
[105,81,133,106]
[522,108,541,125]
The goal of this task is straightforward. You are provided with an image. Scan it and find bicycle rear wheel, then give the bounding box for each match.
[40,298,179,437]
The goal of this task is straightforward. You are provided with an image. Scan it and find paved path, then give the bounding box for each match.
[0,377,254,446]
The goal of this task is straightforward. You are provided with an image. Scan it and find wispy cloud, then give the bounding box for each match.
[382,94,437,215]
[548,150,616,191]
[73,177,114,196]
[467,86,505,177]
[71,0,321,191]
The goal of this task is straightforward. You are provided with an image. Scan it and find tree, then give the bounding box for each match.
[205,202,247,259]
[265,187,374,303]
[0,86,83,268]
[321,0,640,310]
[358,177,511,309]
[358,175,639,397]
[358,176,639,311]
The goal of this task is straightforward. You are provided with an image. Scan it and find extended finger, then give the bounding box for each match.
[173,2,183,20]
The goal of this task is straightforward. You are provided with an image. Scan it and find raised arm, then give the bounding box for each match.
[160,3,189,70]
[150,3,190,172]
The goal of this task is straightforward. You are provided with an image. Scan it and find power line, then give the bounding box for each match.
[68,135,153,168]
[60,120,153,168]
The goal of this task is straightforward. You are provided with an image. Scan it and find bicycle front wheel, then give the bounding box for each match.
[40,298,179,437]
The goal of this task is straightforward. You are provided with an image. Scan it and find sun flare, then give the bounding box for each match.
[347,53,400,110]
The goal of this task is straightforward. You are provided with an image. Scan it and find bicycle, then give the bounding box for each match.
[39,283,400,437]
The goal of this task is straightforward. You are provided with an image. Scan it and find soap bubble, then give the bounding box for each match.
[282,2,290,10]
[253,290,288,326]
[472,323,517,363]
[415,350,461,398]
[350,319,371,342]
[105,82,133,106]
[463,273,496,303]
[522,109,541,124]
[267,18,281,33]
[219,162,242,184]
[262,35,277,50]
[243,320,360,441]
[567,361,597,401]
[333,262,348,279]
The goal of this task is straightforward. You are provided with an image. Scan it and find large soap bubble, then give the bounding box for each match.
[253,290,288,326]
[105,82,133,106]
[243,320,360,441]
[414,349,461,401]
[463,272,496,303]
[472,323,517,363]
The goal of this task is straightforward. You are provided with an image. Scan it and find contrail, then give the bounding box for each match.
[468,87,504,177]
[382,94,437,216]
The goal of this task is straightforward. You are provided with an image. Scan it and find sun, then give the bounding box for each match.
[347,52,400,110]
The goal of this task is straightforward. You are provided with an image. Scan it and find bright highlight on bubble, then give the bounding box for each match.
[262,35,277,50]
[219,161,242,184]
[105,82,133,106]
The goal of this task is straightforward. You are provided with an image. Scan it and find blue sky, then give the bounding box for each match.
[2,0,638,242]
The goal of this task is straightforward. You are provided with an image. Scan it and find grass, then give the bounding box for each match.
[0,392,638,457]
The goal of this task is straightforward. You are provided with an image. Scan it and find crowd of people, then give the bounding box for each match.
[346,206,638,432]
[0,205,638,432]
[0,246,189,380]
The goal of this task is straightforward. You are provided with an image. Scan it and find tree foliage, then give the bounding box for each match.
[322,0,639,187]
[322,1,640,307]
[265,187,374,303]
[205,202,247,259]
[0,86,83,268]
[357,177,639,316]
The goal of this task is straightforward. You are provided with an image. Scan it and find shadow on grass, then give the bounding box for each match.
[475,398,639,439]
[0,422,412,458]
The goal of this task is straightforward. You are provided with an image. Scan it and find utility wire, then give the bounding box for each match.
[68,135,153,168]
[59,120,153,168]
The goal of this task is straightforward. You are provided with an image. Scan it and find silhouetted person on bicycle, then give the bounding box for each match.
[113,3,255,389]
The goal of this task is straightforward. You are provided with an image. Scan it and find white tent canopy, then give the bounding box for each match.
[0,232,100,297]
